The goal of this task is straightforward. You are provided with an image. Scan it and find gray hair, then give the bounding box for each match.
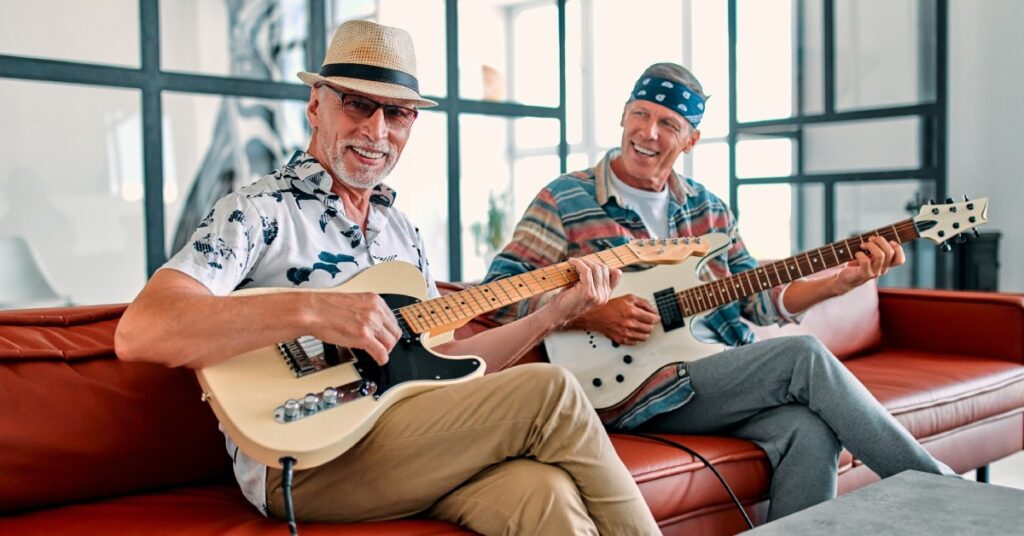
[633,62,708,101]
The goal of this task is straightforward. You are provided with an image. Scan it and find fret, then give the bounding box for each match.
[553,263,576,285]
[593,250,617,270]
[405,302,432,330]
[828,242,840,266]
[524,269,546,295]
[891,224,901,243]
[717,279,733,303]
[805,251,819,271]
[432,296,458,324]
[792,257,804,277]
[477,285,500,308]
[686,290,699,314]
[835,240,850,263]
[771,262,786,286]
[464,286,489,313]
[609,246,629,266]
[693,287,707,311]
[496,278,523,302]
[748,270,764,293]
[677,291,693,316]
[450,290,480,318]
[758,266,773,289]
[446,292,473,319]
[398,307,426,333]
[508,275,532,299]
[481,281,511,308]
[736,273,749,296]
[704,285,718,309]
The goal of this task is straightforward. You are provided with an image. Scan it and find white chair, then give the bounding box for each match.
[0,236,71,310]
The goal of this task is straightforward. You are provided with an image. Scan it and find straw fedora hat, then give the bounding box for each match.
[298,20,437,108]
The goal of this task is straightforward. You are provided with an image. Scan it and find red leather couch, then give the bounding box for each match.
[2,281,1023,535]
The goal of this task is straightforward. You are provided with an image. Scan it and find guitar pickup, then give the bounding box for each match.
[654,288,686,332]
[278,336,347,378]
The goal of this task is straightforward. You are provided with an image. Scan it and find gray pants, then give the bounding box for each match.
[637,335,954,520]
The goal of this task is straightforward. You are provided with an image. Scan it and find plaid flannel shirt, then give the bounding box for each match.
[482,149,797,428]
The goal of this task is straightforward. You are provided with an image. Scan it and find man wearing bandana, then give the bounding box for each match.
[483,63,955,521]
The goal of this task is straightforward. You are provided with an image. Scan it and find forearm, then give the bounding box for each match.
[781,275,842,316]
[116,273,316,368]
[437,304,564,372]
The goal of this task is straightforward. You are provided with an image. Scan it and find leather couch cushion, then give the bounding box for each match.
[611,434,770,525]
[748,276,882,360]
[846,350,1024,440]
[0,306,230,513]
[0,484,470,536]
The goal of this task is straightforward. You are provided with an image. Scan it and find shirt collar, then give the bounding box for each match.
[285,150,399,209]
[595,148,696,206]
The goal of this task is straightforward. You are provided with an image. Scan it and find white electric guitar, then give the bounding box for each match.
[545,197,990,412]
[196,237,709,469]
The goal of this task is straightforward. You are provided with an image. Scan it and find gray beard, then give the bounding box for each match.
[329,154,394,189]
[320,138,397,190]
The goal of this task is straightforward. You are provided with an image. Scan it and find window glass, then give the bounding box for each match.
[0,0,139,67]
[0,79,145,307]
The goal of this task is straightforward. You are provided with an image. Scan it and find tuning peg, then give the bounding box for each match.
[945,197,955,204]
[940,243,953,253]
[972,228,981,238]
[963,195,970,202]
[955,234,967,244]
[928,198,936,205]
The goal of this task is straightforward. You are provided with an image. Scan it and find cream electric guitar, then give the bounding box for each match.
[196,237,709,469]
[545,197,990,412]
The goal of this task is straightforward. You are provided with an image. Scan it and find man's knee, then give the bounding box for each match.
[504,363,585,398]
[785,335,839,369]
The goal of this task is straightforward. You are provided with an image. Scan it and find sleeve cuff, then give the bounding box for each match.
[775,283,805,325]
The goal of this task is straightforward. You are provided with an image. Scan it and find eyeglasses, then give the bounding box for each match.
[321,86,418,129]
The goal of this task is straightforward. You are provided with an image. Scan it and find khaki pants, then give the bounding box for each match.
[266,363,659,535]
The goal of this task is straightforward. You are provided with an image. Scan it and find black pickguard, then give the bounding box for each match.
[350,293,481,396]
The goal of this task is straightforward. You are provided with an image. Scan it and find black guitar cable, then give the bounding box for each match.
[280,456,299,536]
[628,432,755,530]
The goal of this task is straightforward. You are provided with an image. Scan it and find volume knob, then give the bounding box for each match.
[322,388,339,406]
[303,394,319,413]
[283,399,300,421]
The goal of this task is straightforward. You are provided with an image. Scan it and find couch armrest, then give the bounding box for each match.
[878,288,1024,363]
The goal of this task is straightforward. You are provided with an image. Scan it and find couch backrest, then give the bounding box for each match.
[747,275,883,360]
[0,305,230,513]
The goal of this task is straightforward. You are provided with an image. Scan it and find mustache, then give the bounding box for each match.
[338,139,394,155]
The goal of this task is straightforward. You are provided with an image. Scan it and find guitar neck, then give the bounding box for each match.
[676,218,921,316]
[398,244,643,335]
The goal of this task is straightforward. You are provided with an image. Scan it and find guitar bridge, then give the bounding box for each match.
[278,336,347,377]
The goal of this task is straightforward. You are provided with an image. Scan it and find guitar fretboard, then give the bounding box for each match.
[674,219,920,317]
[397,244,643,335]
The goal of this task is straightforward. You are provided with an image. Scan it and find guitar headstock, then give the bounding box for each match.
[913,197,989,245]
[626,237,711,264]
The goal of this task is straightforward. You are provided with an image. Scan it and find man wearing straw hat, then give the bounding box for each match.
[484,62,956,521]
[116,20,660,535]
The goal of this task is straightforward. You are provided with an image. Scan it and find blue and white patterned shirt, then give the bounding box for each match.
[162,150,439,514]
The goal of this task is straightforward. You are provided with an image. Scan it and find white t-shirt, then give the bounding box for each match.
[608,169,671,239]
[162,150,439,514]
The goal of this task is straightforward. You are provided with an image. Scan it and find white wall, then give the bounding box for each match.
[949,0,1024,292]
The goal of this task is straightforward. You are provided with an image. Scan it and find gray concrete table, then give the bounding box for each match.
[746,470,1024,535]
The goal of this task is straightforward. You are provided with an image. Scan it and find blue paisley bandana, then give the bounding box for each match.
[629,76,705,128]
